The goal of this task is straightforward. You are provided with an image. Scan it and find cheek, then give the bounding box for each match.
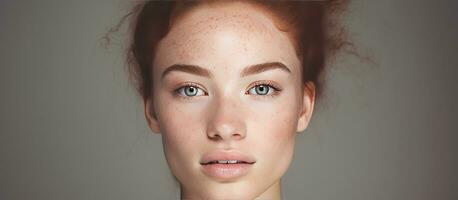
[247,97,299,143]
[245,95,300,163]
[161,108,199,143]
[156,100,208,164]
[244,97,299,187]
[249,106,297,155]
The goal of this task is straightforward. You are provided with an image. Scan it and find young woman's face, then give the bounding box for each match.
[145,1,315,199]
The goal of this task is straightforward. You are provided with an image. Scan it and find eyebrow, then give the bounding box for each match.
[161,64,211,79]
[161,61,291,79]
[240,62,291,77]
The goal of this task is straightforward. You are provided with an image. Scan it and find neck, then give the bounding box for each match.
[180,180,282,200]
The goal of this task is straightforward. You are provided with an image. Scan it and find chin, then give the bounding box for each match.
[189,180,260,200]
[206,186,257,200]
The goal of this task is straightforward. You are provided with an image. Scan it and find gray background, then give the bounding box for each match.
[1,0,457,199]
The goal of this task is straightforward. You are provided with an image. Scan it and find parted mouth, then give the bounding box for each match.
[199,150,256,165]
[201,160,255,165]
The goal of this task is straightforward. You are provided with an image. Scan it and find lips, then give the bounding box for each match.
[201,160,253,165]
[200,150,255,180]
[200,150,256,165]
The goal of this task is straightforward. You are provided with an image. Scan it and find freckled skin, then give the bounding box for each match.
[145,1,315,199]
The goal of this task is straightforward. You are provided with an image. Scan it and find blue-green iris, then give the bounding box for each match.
[255,85,269,95]
[184,86,198,96]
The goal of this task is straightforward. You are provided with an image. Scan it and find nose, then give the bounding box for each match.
[206,96,247,142]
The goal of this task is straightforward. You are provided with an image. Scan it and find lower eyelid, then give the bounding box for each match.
[245,85,281,98]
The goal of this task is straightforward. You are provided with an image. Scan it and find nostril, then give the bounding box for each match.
[206,130,245,141]
[206,117,247,141]
[207,133,222,140]
[232,133,244,140]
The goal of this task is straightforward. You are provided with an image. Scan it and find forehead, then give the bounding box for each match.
[153,1,301,75]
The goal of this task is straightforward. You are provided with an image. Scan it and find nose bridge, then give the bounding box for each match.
[207,93,246,141]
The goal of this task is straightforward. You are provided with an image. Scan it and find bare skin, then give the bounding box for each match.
[144,1,315,199]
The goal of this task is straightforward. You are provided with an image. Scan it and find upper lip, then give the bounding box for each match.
[200,150,256,165]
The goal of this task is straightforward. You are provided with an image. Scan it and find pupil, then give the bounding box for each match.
[186,86,197,96]
[256,85,268,95]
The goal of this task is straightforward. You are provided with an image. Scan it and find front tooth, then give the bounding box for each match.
[228,160,237,164]
[217,160,228,164]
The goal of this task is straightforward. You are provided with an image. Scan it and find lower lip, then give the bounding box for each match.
[201,163,254,180]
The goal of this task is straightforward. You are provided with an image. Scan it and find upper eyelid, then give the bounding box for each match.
[173,84,208,99]
[175,82,208,93]
[246,80,282,91]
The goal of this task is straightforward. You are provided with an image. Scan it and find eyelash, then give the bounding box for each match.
[173,80,282,100]
[245,80,282,98]
[174,82,208,101]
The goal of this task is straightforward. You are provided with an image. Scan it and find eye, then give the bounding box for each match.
[176,85,207,97]
[248,84,272,95]
[246,81,281,96]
